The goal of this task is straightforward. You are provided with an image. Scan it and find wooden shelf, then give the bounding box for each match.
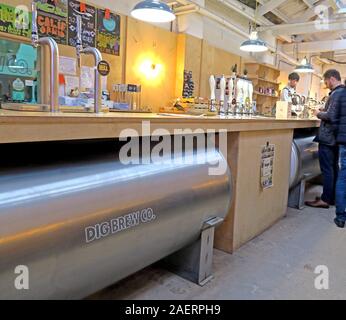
[254,91,279,99]
[248,76,280,86]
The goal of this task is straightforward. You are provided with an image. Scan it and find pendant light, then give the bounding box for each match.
[131,0,176,23]
[240,31,268,52]
[292,39,314,73]
[240,1,268,53]
[294,56,314,73]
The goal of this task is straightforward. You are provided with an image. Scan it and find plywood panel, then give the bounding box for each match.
[184,34,202,98]
[233,129,293,250]
[215,129,294,253]
[125,17,177,112]
[199,40,242,99]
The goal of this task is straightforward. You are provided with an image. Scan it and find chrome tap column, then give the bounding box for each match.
[31,2,60,112]
[76,15,102,113]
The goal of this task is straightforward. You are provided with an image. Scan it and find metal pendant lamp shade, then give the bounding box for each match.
[131,0,176,23]
[240,31,268,53]
[294,57,314,73]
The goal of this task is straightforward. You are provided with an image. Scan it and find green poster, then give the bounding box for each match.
[0,4,32,38]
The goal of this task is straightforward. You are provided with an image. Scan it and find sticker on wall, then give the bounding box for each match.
[96,8,120,56]
[260,143,275,189]
[35,0,68,45]
[68,0,96,48]
[0,4,31,38]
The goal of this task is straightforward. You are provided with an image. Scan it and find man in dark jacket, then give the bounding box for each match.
[332,77,346,228]
[306,69,343,209]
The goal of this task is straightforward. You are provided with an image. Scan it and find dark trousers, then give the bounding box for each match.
[336,145,346,221]
[319,144,339,205]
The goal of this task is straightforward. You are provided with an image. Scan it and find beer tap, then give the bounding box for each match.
[31,2,59,112]
[227,77,234,116]
[75,15,102,113]
[209,75,216,113]
[219,75,226,116]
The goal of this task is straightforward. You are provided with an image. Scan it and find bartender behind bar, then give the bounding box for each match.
[280,72,300,103]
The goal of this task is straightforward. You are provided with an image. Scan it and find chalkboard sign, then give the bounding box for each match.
[35,0,68,45]
[96,9,120,56]
[68,0,96,48]
[0,4,31,38]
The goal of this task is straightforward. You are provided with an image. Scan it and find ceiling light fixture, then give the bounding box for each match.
[240,1,268,53]
[240,31,268,52]
[131,0,176,23]
[294,56,314,73]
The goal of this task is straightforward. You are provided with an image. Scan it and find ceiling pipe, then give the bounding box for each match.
[174,2,301,66]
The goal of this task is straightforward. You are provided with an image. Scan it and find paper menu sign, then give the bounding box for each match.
[59,56,77,75]
[64,75,79,94]
[81,66,94,89]
[260,144,275,189]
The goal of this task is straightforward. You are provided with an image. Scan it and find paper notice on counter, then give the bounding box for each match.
[260,143,275,189]
[65,76,80,94]
[59,56,77,75]
[81,66,94,89]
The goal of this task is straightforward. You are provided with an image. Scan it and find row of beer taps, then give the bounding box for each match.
[209,75,255,116]
[31,2,102,113]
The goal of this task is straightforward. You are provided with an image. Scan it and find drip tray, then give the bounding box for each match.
[1,103,50,112]
[1,104,108,113]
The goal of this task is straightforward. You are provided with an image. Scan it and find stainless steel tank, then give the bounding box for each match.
[289,134,320,189]
[0,140,232,299]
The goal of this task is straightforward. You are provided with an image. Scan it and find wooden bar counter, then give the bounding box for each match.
[0,109,320,253]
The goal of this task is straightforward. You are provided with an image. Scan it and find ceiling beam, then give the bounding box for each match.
[281,39,346,53]
[258,0,286,16]
[259,17,346,35]
[292,0,330,23]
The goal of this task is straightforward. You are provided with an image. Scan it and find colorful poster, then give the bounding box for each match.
[35,0,68,45]
[0,4,31,38]
[68,0,96,48]
[96,9,120,56]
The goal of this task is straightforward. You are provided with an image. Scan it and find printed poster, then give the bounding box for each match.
[35,0,68,45]
[68,0,96,48]
[96,8,120,56]
[261,143,275,189]
[0,4,31,38]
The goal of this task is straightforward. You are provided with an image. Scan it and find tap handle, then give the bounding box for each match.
[220,76,226,102]
[76,15,83,46]
[31,2,39,45]
[209,75,216,101]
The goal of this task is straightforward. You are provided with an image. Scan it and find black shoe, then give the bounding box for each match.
[334,218,345,229]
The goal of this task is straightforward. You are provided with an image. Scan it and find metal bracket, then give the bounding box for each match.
[162,217,224,286]
[288,177,307,210]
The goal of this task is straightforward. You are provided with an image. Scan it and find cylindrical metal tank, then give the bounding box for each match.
[0,140,232,299]
[289,134,320,189]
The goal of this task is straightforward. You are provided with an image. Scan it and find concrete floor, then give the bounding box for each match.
[90,186,346,300]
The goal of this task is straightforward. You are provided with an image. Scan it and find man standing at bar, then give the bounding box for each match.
[306,70,344,209]
[280,72,300,103]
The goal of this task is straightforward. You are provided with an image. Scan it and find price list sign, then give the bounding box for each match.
[96,8,121,56]
[68,0,96,48]
[35,0,68,45]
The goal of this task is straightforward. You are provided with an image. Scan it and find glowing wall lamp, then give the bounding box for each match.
[131,0,176,23]
[139,59,163,80]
